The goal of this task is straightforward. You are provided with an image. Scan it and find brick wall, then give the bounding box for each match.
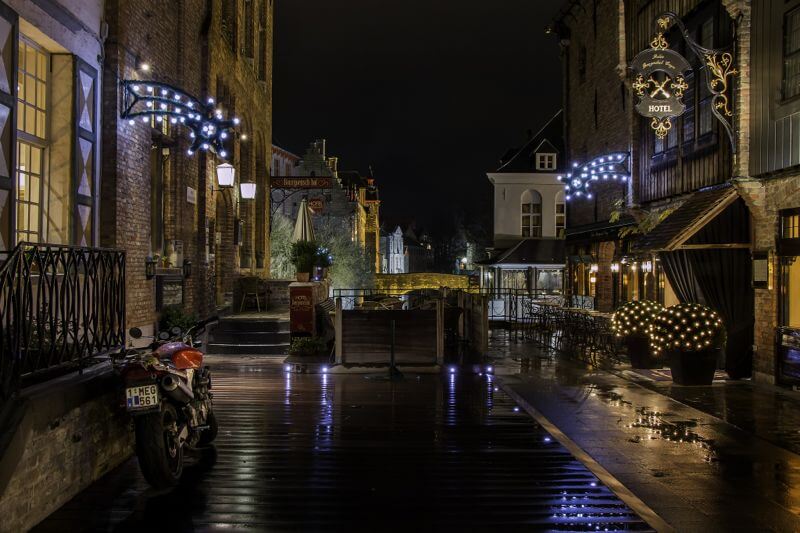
[102,0,274,330]
[563,0,629,228]
[0,369,133,532]
[736,174,800,383]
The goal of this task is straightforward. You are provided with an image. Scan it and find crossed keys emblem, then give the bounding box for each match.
[633,74,688,99]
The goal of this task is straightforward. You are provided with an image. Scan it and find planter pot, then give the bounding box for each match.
[625,334,660,369]
[296,272,310,282]
[668,348,719,386]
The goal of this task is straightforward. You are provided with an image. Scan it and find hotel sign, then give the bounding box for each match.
[631,48,692,139]
[630,17,692,139]
[271,177,333,189]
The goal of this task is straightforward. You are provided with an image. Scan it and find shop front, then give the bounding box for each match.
[777,208,800,384]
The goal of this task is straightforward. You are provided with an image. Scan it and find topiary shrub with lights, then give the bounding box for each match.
[649,303,726,385]
[611,300,664,368]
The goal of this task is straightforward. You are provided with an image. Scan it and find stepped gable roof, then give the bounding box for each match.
[496,110,564,173]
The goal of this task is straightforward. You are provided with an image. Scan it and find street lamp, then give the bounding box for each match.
[240,181,257,200]
[216,163,235,188]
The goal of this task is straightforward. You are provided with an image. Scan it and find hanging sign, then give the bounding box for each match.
[271,177,334,189]
[630,20,692,139]
[631,13,738,149]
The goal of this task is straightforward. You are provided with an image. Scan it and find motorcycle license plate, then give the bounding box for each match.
[126,384,160,410]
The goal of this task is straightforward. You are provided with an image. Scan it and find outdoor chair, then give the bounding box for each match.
[239,276,263,313]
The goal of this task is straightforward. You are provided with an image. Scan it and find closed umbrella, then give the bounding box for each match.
[292,198,316,242]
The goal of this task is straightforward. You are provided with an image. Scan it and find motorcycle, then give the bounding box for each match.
[115,317,219,488]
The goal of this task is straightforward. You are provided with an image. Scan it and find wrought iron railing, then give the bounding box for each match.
[0,242,126,403]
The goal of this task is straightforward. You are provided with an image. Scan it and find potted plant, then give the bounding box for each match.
[649,303,725,386]
[290,241,318,282]
[315,246,332,280]
[289,336,326,357]
[611,300,664,369]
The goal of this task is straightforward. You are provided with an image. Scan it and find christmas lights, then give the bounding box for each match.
[611,300,664,338]
[649,303,724,354]
[120,80,241,158]
[557,152,631,201]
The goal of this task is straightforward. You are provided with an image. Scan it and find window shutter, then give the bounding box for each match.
[73,57,97,246]
[0,4,17,250]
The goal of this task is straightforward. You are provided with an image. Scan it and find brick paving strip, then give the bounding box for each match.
[35,355,654,531]
[491,339,800,532]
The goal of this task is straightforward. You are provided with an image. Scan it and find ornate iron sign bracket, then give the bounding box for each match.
[631,13,738,152]
[120,80,240,158]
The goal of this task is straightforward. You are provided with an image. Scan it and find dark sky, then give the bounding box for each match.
[273,1,564,226]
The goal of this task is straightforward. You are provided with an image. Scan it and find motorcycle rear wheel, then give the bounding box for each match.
[135,402,184,488]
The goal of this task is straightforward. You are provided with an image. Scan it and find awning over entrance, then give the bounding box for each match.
[477,238,565,267]
[632,184,746,252]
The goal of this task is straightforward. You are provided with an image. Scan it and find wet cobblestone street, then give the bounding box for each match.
[35,356,651,532]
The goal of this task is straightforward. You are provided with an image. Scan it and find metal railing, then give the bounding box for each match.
[472,288,564,324]
[0,242,126,403]
[332,288,442,311]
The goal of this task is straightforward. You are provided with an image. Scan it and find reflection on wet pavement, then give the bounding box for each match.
[489,331,800,531]
[35,355,652,532]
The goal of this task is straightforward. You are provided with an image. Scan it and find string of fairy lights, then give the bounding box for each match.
[612,300,725,354]
[611,300,664,338]
[557,152,631,201]
[648,303,724,354]
[120,80,241,158]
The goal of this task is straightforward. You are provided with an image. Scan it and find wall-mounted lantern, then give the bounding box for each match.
[240,181,257,200]
[642,260,653,273]
[216,163,235,188]
[145,256,157,279]
[610,262,620,273]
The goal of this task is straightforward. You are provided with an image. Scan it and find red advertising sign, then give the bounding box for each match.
[271,177,333,189]
[290,285,315,335]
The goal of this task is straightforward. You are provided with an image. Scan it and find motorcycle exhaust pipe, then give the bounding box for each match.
[161,374,195,404]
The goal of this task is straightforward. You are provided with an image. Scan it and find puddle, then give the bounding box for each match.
[627,407,718,461]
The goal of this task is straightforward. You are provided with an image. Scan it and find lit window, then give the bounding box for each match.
[536,153,557,171]
[521,190,542,238]
[783,213,800,239]
[15,36,48,243]
[555,192,566,237]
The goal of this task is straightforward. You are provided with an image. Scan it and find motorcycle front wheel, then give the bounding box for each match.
[135,402,184,488]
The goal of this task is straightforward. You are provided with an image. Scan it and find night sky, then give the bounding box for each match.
[273,1,564,227]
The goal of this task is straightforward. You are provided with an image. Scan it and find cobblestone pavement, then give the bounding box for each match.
[488,332,800,532]
[35,355,652,532]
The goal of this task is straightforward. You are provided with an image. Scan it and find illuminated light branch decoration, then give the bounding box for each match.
[120,80,241,158]
[648,303,725,354]
[557,151,630,202]
[611,300,664,339]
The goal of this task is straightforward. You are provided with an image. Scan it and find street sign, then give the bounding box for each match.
[271,177,333,189]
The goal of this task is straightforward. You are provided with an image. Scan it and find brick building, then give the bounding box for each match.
[102,0,274,336]
[555,0,758,379]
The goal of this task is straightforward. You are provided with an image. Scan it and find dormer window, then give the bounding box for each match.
[536,153,557,171]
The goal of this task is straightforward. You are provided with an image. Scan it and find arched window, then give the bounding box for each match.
[555,191,566,238]
[521,190,542,238]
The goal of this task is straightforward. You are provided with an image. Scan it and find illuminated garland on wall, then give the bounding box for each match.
[611,300,664,338]
[557,152,630,201]
[120,80,241,158]
[649,303,724,354]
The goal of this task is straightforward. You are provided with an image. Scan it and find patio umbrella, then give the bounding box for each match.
[292,198,316,242]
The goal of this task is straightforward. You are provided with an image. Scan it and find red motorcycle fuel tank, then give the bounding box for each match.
[155,342,204,370]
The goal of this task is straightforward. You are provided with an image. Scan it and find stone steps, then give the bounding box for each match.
[207,317,290,356]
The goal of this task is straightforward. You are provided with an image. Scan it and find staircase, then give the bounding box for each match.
[207,316,290,355]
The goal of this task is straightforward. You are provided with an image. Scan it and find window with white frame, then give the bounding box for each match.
[15,36,48,243]
[536,153,557,171]
[521,190,542,238]
[555,191,566,237]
